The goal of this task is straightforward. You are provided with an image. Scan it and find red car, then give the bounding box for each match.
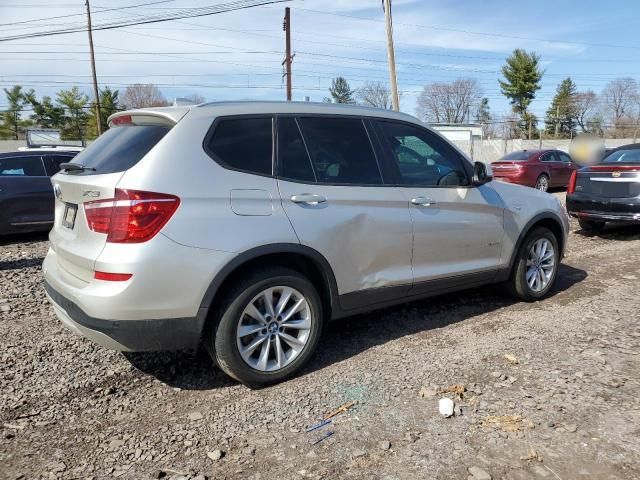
[491,149,579,192]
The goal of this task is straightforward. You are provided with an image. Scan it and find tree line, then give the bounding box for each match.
[0,84,197,141]
[4,48,639,140]
[325,48,640,140]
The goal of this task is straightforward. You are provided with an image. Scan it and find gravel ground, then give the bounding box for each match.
[2,192,640,480]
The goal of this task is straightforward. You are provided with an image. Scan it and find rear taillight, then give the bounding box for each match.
[567,171,578,194]
[84,189,180,243]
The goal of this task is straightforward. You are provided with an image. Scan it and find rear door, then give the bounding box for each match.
[0,154,53,229]
[50,122,172,282]
[276,115,413,307]
[556,151,575,186]
[373,120,504,291]
[541,151,564,187]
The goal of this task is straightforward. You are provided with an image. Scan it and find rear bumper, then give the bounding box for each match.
[567,194,640,223]
[44,279,205,351]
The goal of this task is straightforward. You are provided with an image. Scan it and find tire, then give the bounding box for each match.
[578,218,605,233]
[206,267,323,388]
[507,227,559,301]
[534,174,549,192]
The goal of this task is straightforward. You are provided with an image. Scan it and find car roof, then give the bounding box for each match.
[610,143,640,151]
[112,101,424,126]
[0,150,78,158]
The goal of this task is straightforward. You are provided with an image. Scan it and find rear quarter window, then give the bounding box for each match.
[205,117,273,176]
[70,125,171,174]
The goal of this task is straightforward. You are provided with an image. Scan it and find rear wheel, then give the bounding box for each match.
[508,227,559,301]
[578,218,605,233]
[207,267,323,388]
[534,174,549,192]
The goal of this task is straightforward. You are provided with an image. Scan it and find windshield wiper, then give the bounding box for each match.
[59,162,95,172]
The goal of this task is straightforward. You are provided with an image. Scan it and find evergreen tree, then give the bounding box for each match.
[475,97,491,123]
[87,87,120,137]
[325,77,355,104]
[544,77,578,138]
[0,85,34,139]
[29,95,65,130]
[499,49,543,137]
[56,87,90,141]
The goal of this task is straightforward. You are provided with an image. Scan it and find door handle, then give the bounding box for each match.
[410,197,436,207]
[290,193,327,205]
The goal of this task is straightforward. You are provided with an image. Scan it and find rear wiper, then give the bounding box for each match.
[59,162,95,172]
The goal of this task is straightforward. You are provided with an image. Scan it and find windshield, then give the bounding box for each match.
[602,148,640,164]
[69,125,171,174]
[499,151,531,161]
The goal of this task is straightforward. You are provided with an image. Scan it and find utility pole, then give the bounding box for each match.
[554,104,560,139]
[283,7,292,101]
[86,0,101,135]
[383,0,400,111]
[528,115,532,140]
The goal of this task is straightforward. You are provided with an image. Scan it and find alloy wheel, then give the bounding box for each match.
[536,176,549,191]
[236,286,312,372]
[526,238,555,292]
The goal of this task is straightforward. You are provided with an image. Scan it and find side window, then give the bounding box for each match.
[277,117,315,183]
[540,152,554,162]
[297,117,382,185]
[0,156,45,177]
[376,121,469,187]
[45,154,76,176]
[557,152,572,163]
[205,117,273,176]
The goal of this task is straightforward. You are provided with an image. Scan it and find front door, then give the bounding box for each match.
[275,116,413,308]
[0,154,53,229]
[373,120,505,294]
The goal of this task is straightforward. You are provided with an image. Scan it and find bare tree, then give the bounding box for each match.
[356,81,391,109]
[184,93,205,104]
[602,77,639,127]
[575,90,599,133]
[120,83,169,109]
[416,78,482,123]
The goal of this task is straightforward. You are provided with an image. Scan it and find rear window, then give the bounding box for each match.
[603,148,640,164]
[499,151,531,161]
[71,125,170,174]
[297,117,382,185]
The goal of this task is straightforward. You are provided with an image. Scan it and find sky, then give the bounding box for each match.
[1,0,640,124]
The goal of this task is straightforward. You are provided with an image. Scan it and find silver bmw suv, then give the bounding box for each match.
[43,101,568,387]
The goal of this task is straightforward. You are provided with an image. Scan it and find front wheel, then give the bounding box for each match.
[208,267,323,388]
[508,227,559,301]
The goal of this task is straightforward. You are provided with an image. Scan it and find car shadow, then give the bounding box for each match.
[0,231,49,246]
[0,257,45,271]
[126,263,587,391]
[576,222,640,241]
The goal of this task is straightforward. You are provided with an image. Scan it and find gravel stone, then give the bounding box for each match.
[2,201,640,479]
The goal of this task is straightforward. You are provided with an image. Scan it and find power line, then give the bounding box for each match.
[293,7,640,51]
[0,0,176,28]
[0,0,291,42]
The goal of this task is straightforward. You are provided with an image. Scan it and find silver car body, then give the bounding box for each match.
[43,101,569,351]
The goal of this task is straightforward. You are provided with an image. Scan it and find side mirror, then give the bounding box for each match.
[473,161,493,186]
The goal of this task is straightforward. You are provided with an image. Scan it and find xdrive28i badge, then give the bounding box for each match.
[82,190,100,198]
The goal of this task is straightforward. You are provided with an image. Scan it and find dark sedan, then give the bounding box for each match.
[566,144,640,232]
[0,150,79,235]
